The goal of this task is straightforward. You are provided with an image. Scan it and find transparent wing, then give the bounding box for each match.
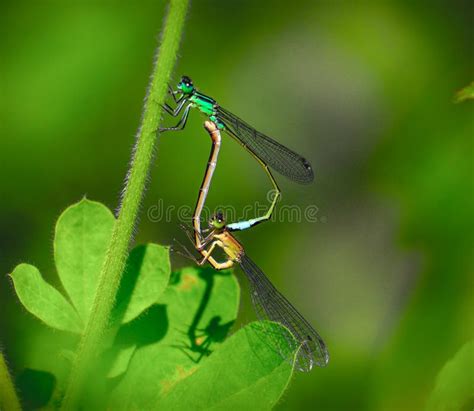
[216,106,314,184]
[239,254,329,371]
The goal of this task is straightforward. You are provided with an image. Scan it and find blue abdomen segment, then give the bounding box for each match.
[227,220,255,231]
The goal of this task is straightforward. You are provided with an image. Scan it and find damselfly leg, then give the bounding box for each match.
[161,98,188,117]
[159,104,192,132]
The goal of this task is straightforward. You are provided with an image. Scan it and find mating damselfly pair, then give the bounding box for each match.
[162,76,329,371]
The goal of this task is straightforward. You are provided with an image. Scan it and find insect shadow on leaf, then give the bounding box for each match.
[172,267,234,363]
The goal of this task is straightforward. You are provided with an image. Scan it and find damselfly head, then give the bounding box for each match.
[178,75,194,94]
[209,210,226,230]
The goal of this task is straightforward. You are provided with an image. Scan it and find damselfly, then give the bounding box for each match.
[176,211,329,372]
[162,76,314,231]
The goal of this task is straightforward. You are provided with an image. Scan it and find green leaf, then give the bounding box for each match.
[455,81,474,103]
[11,198,172,386]
[107,244,170,377]
[10,264,82,333]
[110,266,240,409]
[115,244,171,324]
[425,340,474,411]
[158,322,294,411]
[107,345,137,379]
[54,198,115,322]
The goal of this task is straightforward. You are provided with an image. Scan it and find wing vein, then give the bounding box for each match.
[216,106,314,184]
[239,253,329,371]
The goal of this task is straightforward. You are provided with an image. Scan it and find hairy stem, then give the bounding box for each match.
[0,350,22,411]
[60,1,189,408]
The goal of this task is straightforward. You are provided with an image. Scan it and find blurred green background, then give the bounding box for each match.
[1,1,472,410]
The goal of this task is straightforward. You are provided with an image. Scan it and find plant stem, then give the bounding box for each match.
[0,350,22,411]
[60,1,189,408]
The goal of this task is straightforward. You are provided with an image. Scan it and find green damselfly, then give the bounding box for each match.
[162,76,314,231]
